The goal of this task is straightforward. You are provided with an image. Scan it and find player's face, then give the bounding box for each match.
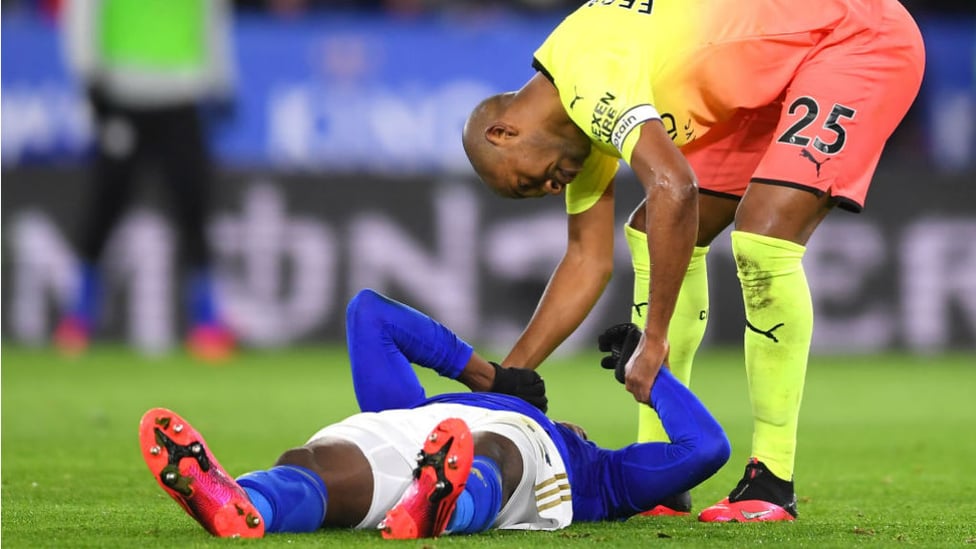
[490,131,589,199]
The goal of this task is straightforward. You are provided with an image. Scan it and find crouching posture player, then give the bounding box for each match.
[139,289,730,538]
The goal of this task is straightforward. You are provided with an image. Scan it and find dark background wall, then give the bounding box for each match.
[2,3,974,354]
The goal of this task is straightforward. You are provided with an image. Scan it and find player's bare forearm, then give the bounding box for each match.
[457,353,497,392]
[631,122,699,340]
[621,121,698,401]
[457,353,549,412]
[503,255,611,369]
[643,184,697,338]
[504,197,615,369]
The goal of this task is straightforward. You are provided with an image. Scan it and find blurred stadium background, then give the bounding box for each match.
[2,0,974,356]
[2,2,975,546]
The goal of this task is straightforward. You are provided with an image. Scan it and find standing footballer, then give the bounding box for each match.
[461,0,924,521]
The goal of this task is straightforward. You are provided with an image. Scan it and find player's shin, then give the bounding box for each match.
[444,456,504,534]
[237,465,329,533]
[732,230,811,482]
[54,262,101,353]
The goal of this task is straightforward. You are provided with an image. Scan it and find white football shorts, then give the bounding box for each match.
[305,402,573,530]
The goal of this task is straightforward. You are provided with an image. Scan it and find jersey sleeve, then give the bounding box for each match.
[572,56,662,165]
[535,21,662,166]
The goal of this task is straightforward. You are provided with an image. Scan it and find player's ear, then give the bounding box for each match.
[485,122,517,145]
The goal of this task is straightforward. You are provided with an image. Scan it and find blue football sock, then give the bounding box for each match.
[244,488,274,526]
[188,269,218,326]
[445,456,503,534]
[237,465,328,533]
[69,263,100,325]
[448,491,475,532]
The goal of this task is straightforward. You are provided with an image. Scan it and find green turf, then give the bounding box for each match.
[2,344,975,547]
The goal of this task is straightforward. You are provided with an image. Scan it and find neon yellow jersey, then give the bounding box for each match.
[534,0,854,214]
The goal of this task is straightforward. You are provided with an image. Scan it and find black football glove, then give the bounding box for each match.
[598,323,642,384]
[489,362,548,413]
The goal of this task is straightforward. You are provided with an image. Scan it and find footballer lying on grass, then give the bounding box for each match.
[140,289,730,538]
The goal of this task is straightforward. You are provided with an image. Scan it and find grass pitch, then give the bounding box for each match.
[2,344,975,548]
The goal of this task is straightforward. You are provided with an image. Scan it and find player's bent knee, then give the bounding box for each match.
[275,447,318,470]
[473,432,523,500]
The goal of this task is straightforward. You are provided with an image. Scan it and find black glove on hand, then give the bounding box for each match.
[489,362,548,413]
[598,323,642,384]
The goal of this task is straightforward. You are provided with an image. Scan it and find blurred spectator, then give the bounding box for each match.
[229,0,583,17]
[3,0,973,17]
[52,0,237,361]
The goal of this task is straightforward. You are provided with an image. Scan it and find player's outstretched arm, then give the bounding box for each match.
[502,186,616,370]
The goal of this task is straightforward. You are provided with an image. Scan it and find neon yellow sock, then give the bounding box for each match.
[732,230,812,481]
[626,225,709,443]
